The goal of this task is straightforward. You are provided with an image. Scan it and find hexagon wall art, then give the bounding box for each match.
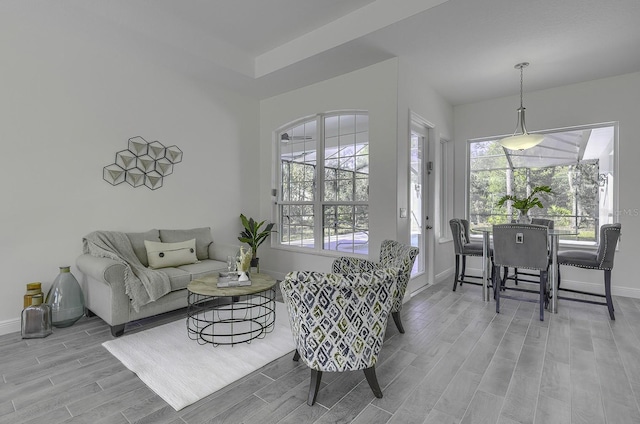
[103,136,183,190]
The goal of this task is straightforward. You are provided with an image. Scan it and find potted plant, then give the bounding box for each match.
[238,214,275,273]
[496,185,553,223]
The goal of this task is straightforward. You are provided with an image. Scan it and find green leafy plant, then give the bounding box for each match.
[496,185,553,215]
[238,214,275,259]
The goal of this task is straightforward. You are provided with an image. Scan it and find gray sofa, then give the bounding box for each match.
[76,227,239,337]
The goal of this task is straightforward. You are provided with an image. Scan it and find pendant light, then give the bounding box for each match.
[499,62,544,150]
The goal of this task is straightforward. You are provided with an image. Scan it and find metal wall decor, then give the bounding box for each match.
[103,136,183,190]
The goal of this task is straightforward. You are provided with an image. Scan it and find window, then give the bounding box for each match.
[467,123,616,244]
[277,112,369,254]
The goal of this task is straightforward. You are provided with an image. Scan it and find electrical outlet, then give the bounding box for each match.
[516,233,524,244]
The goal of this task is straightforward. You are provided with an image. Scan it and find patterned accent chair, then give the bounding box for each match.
[331,240,419,333]
[280,269,398,406]
[557,223,621,320]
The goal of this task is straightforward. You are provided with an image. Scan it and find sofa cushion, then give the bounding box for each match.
[160,227,213,261]
[159,267,192,291]
[145,239,198,269]
[177,259,227,280]
[126,229,161,267]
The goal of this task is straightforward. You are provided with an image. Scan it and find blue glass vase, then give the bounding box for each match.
[46,266,85,328]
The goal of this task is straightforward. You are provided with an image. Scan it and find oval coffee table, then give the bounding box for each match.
[186,272,277,346]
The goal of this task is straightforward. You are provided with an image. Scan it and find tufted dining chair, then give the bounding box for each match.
[450,218,491,291]
[492,224,550,321]
[331,240,418,334]
[557,223,621,320]
[503,218,554,287]
[280,269,398,406]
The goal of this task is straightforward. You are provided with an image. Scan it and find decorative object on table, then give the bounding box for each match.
[238,213,275,273]
[499,62,545,151]
[21,294,52,339]
[216,271,250,287]
[236,246,252,282]
[496,185,553,224]
[46,266,85,328]
[103,136,183,190]
[23,282,43,308]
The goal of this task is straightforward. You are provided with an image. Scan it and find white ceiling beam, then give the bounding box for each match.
[254,0,450,78]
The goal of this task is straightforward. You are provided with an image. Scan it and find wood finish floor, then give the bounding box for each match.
[2,279,640,424]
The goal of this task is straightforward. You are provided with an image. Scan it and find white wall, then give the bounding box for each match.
[454,72,640,297]
[258,59,400,277]
[0,4,259,334]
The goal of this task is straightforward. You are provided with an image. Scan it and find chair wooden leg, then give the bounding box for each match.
[460,256,467,285]
[539,271,547,321]
[364,366,383,398]
[604,270,615,320]
[292,350,300,361]
[494,265,501,313]
[453,255,460,291]
[557,266,562,291]
[392,311,405,334]
[307,369,322,405]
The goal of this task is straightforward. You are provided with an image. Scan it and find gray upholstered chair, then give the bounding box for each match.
[280,269,398,406]
[492,224,550,321]
[557,223,621,320]
[332,240,418,334]
[504,218,554,286]
[450,218,491,291]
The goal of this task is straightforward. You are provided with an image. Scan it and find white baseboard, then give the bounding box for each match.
[0,318,20,336]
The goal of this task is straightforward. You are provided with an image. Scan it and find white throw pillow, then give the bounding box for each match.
[145,239,198,269]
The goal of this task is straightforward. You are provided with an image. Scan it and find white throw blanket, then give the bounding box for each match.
[83,231,171,312]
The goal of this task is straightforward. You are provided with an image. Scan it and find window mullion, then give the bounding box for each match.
[315,115,324,251]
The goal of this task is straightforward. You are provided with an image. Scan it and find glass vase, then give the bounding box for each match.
[46,266,85,328]
[517,210,532,224]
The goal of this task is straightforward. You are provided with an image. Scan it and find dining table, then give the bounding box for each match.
[472,226,577,313]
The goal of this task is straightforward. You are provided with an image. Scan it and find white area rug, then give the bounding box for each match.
[102,302,295,411]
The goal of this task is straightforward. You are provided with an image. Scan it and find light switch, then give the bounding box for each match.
[399,208,407,218]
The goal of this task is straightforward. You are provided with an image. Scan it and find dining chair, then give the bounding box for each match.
[280,269,398,405]
[557,223,621,320]
[503,218,554,287]
[450,218,491,291]
[332,239,418,333]
[492,223,550,321]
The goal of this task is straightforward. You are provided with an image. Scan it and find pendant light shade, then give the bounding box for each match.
[499,62,544,150]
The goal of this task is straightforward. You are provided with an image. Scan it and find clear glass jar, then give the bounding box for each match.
[21,296,52,339]
[46,266,85,328]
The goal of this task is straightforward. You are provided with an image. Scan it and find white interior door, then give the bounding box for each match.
[407,117,434,294]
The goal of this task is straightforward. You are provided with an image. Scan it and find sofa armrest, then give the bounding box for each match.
[76,254,126,286]
[76,254,131,327]
[208,243,241,262]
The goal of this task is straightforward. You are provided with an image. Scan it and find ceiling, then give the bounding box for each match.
[67,0,640,105]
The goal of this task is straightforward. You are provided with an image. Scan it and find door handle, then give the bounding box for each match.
[426,225,433,230]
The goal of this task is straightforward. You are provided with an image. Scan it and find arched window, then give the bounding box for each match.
[276,111,369,254]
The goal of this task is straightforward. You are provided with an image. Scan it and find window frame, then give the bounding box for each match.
[438,137,454,242]
[465,121,619,248]
[274,110,370,256]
